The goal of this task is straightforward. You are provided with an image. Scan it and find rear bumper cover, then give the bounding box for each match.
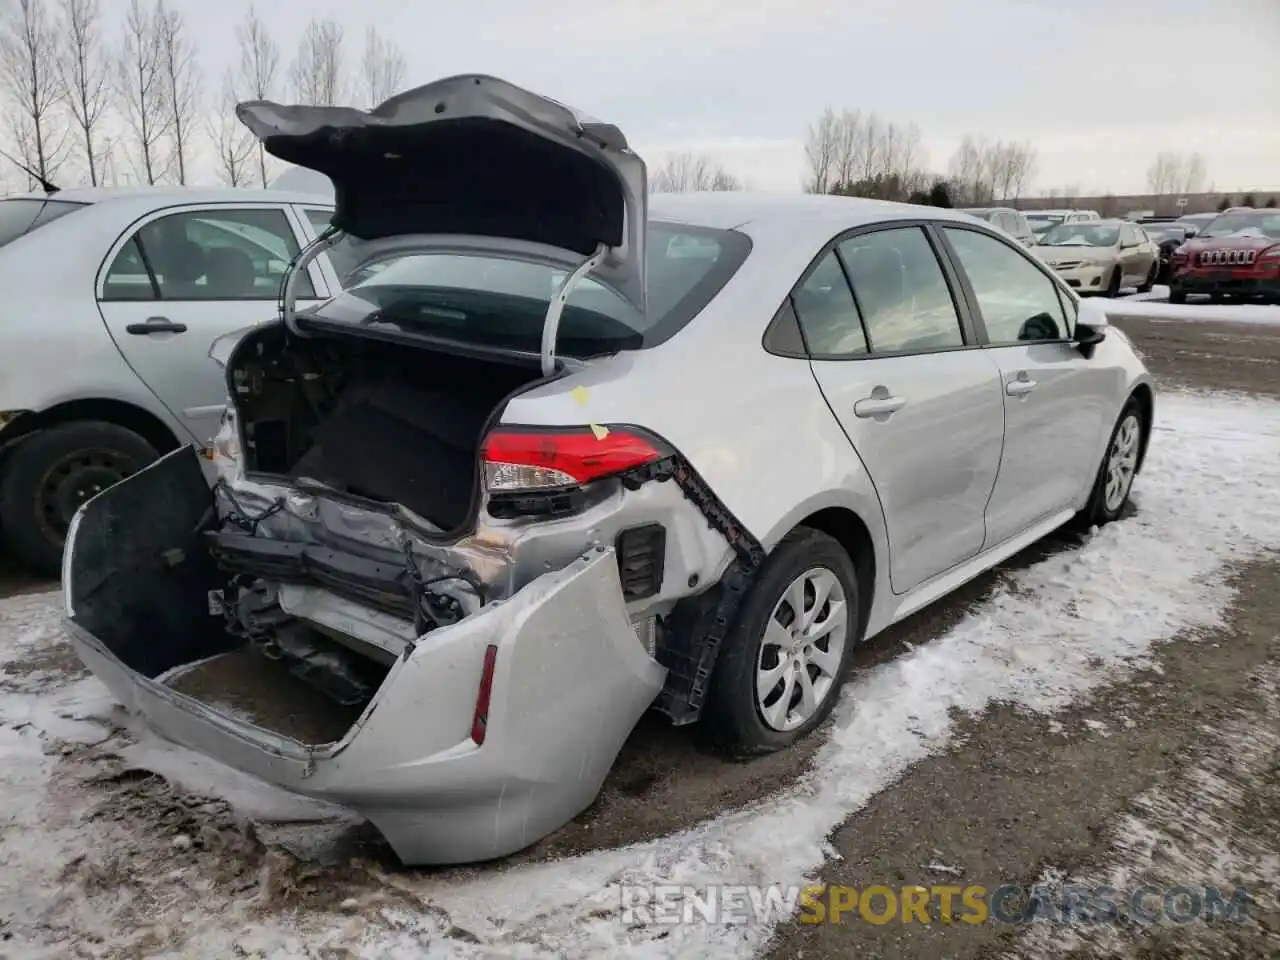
[62,447,665,865]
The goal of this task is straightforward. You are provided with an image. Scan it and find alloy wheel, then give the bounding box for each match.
[755,567,849,732]
[1104,414,1141,513]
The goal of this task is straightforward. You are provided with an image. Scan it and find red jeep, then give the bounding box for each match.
[1169,209,1280,304]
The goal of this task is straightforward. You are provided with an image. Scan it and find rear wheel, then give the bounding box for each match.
[1105,266,1122,298]
[1137,262,1158,293]
[0,421,158,577]
[1169,286,1187,304]
[701,528,860,756]
[1074,399,1143,530]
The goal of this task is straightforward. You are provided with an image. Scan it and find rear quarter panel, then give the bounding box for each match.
[502,218,892,614]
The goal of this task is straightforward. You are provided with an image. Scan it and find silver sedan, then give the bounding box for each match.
[63,74,1154,866]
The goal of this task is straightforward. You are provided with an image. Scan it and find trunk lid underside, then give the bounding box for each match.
[237,73,649,316]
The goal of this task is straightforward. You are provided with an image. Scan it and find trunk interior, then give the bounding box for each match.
[66,438,478,747]
[228,323,544,532]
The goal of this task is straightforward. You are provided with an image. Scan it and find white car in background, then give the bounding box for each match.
[0,187,345,575]
[1026,209,1099,240]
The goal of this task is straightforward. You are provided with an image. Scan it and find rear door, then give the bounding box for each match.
[938,225,1107,547]
[797,223,1006,595]
[96,203,329,444]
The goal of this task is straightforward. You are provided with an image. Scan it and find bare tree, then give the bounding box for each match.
[0,0,67,185]
[1006,141,1037,202]
[1146,151,1179,197]
[233,5,279,186]
[358,25,405,107]
[56,0,109,185]
[948,136,993,205]
[290,18,345,106]
[208,67,253,185]
[116,0,167,184]
[1175,152,1207,196]
[156,0,198,184]
[650,151,740,193]
[1147,151,1209,213]
[802,107,840,193]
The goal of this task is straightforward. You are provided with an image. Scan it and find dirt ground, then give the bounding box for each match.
[2,308,1279,957]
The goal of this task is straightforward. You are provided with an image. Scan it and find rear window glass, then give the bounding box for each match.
[0,199,85,247]
[299,222,752,356]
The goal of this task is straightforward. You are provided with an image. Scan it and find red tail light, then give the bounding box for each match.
[1259,245,1280,265]
[481,426,667,492]
[470,644,498,745]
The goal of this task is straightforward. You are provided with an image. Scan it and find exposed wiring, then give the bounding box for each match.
[213,478,285,535]
[397,536,485,636]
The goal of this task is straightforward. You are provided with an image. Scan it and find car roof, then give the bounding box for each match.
[7,185,333,206]
[648,191,982,232]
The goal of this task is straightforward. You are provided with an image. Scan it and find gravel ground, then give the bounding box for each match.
[1,306,1278,957]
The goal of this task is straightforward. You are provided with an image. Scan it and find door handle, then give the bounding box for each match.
[854,395,906,418]
[1006,376,1038,397]
[126,316,188,335]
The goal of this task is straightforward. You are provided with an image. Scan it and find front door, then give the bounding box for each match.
[96,204,329,445]
[795,226,1006,595]
[939,225,1108,546]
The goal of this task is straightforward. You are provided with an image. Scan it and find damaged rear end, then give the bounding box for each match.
[61,75,753,865]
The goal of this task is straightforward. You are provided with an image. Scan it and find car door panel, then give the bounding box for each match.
[811,352,1005,593]
[792,227,1006,595]
[940,225,1104,545]
[96,204,328,445]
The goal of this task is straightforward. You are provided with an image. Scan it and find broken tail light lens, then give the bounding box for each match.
[481,426,668,493]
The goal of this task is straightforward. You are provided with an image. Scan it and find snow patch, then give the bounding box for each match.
[2,391,1280,957]
[1099,298,1280,325]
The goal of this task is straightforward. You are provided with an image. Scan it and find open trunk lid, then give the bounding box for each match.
[237,74,648,372]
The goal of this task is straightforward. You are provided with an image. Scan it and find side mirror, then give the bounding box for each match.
[1074,298,1109,357]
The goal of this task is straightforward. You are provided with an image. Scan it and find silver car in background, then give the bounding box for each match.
[959,206,1036,247]
[1033,218,1161,296]
[0,188,340,575]
[63,74,1155,866]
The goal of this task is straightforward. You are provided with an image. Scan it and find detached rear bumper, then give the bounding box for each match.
[63,447,665,865]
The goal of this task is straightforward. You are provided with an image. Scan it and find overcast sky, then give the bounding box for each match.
[121,0,1280,194]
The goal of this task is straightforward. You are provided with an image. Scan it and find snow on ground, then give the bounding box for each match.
[1099,296,1280,325]
[1013,662,1280,958]
[1117,284,1170,302]
[2,391,1280,957]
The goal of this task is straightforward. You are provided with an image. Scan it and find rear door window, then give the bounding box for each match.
[102,208,315,301]
[791,251,867,357]
[838,227,966,353]
[0,198,86,247]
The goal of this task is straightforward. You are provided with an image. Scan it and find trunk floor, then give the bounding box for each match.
[165,647,366,746]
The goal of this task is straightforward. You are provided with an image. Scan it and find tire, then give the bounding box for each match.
[1169,286,1187,304]
[1074,399,1144,530]
[700,527,861,756]
[0,421,159,577]
[1105,266,1122,298]
[1137,262,1158,294]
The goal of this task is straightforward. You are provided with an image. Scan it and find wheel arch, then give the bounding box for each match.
[0,398,182,461]
[793,506,877,643]
[1128,381,1154,473]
